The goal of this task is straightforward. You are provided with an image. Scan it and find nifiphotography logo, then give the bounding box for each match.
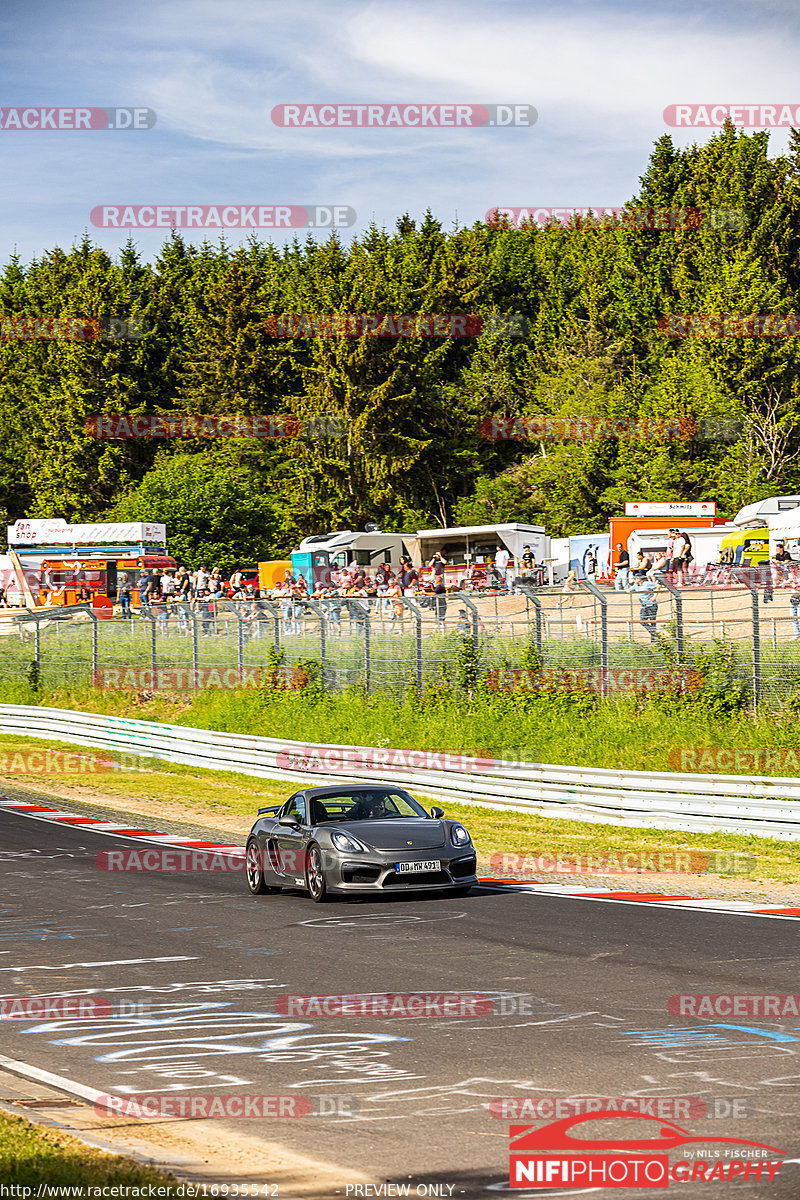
[508,1110,785,1188]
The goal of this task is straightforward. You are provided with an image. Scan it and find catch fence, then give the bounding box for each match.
[1,577,799,706]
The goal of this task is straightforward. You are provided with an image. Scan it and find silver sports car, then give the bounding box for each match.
[245,784,477,902]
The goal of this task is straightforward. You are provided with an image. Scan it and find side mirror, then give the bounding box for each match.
[430,806,445,819]
[278,813,301,828]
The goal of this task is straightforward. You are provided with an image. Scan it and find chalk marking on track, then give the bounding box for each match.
[0,956,198,972]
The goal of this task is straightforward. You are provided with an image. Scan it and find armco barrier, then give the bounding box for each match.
[1,705,800,839]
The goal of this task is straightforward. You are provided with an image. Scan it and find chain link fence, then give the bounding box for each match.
[2,575,799,707]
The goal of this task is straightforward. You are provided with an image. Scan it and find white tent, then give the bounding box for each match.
[767,505,800,557]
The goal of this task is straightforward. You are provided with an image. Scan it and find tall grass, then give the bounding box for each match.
[7,677,800,775]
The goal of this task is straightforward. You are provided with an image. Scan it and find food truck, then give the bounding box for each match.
[6,519,174,610]
[609,502,728,576]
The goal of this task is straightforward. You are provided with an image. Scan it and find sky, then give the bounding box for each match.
[1,0,800,265]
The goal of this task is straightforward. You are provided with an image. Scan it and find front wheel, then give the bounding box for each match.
[306,844,329,903]
[246,838,268,895]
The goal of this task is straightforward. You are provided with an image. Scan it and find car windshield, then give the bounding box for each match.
[310,791,430,823]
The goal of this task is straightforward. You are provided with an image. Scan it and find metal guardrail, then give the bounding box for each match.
[2,704,800,840]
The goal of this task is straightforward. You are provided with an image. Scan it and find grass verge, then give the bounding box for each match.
[0,1111,178,1189]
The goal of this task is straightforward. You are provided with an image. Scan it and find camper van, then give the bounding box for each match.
[291,530,406,589]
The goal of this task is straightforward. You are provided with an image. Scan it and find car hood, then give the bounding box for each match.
[334,819,447,851]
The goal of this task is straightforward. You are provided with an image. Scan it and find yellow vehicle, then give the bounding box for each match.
[258,561,292,591]
[718,528,769,567]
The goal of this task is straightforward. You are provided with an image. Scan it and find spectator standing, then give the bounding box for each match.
[791,589,800,639]
[494,546,509,587]
[632,577,659,643]
[400,558,419,594]
[773,541,793,588]
[429,552,447,587]
[559,571,577,609]
[160,569,176,598]
[614,543,630,591]
[138,570,155,618]
[669,530,692,586]
[118,573,132,619]
[194,564,209,595]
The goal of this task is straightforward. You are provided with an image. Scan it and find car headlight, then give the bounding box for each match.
[332,831,367,853]
[450,824,471,847]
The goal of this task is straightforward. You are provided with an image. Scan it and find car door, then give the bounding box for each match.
[271,793,309,887]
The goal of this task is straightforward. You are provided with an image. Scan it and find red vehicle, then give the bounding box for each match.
[223,567,259,597]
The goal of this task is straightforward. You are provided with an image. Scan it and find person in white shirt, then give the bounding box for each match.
[494,545,509,590]
[194,565,209,595]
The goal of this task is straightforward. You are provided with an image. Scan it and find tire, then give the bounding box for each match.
[246,838,269,895]
[305,844,330,903]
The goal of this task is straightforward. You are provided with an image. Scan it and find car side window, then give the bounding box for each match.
[283,794,307,825]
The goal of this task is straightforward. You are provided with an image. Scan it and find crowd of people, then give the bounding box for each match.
[126,554,493,637]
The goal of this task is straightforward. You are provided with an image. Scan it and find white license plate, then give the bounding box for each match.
[395,860,440,874]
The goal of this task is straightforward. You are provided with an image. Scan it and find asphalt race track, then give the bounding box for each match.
[2,793,800,1198]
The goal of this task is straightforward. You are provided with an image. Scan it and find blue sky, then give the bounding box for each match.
[1,0,799,264]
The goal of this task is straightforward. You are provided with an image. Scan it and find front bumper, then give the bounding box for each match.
[324,850,478,894]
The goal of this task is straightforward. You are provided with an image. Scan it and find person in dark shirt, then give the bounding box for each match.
[614,543,630,591]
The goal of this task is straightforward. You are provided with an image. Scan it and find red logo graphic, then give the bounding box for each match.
[509,1111,784,1188]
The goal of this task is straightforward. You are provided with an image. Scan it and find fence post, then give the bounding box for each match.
[400,596,424,690]
[191,609,199,692]
[89,609,98,686]
[458,593,481,684]
[303,599,327,691]
[363,601,371,694]
[147,611,157,690]
[518,585,543,657]
[581,579,608,697]
[34,614,41,677]
[256,597,281,657]
[750,580,762,707]
[657,575,684,661]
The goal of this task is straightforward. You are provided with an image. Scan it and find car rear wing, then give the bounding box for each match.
[258,804,282,816]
